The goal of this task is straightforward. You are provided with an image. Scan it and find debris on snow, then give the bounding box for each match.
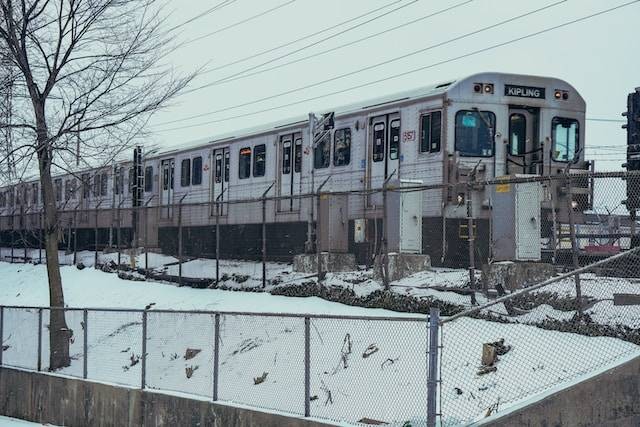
[184,348,201,360]
[253,372,268,385]
[362,343,379,358]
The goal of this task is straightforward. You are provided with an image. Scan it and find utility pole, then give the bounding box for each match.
[622,88,640,248]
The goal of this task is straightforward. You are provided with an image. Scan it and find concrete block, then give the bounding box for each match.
[481,261,556,292]
[373,253,431,282]
[293,252,357,273]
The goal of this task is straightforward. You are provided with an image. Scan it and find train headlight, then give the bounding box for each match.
[457,193,465,205]
[473,84,482,93]
[571,200,579,210]
[554,90,562,99]
[483,84,494,94]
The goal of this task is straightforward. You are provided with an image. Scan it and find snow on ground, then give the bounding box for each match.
[0,417,56,426]
[2,258,640,426]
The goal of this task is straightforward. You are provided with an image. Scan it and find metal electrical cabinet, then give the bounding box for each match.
[491,177,542,261]
[386,179,423,254]
[318,193,349,252]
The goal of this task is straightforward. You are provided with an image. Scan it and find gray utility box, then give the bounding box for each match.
[386,179,423,254]
[491,176,542,261]
[318,193,349,252]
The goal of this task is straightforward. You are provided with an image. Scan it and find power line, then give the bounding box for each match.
[197,0,406,76]
[191,0,423,85]
[153,0,640,133]
[167,0,239,33]
[154,0,567,128]
[585,117,626,123]
[198,0,478,91]
[182,0,298,46]
[198,0,476,87]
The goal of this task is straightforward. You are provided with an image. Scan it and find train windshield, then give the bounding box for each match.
[552,117,579,162]
[455,110,495,157]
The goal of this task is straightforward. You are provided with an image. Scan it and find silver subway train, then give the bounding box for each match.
[0,72,591,265]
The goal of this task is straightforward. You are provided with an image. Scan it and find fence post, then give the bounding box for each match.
[427,307,440,427]
[565,175,583,316]
[94,202,101,267]
[466,179,477,305]
[0,306,4,367]
[261,183,275,289]
[178,196,187,286]
[215,201,220,285]
[213,313,220,401]
[73,206,79,265]
[83,309,88,379]
[141,310,148,389]
[304,316,311,417]
[38,209,43,264]
[37,308,43,372]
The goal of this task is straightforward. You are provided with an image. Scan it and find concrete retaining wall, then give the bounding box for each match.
[0,368,334,427]
[480,354,640,426]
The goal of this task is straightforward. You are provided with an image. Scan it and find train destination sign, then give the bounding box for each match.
[504,84,546,99]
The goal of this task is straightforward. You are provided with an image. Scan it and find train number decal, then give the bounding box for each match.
[402,130,416,142]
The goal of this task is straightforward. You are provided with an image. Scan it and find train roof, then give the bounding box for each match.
[150,71,584,157]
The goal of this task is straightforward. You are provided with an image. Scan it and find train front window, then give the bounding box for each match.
[509,114,526,156]
[455,110,495,157]
[552,117,579,162]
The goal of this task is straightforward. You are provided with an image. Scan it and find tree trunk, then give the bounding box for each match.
[34,99,71,370]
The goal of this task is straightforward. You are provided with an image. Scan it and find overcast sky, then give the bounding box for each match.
[146,0,639,170]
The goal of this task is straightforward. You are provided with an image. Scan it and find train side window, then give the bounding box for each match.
[128,168,134,194]
[509,114,526,156]
[215,154,222,183]
[253,144,266,177]
[294,139,302,173]
[82,174,90,199]
[114,169,124,195]
[239,147,251,179]
[192,156,203,185]
[420,111,442,153]
[93,174,100,197]
[181,158,191,187]
[314,134,330,169]
[55,179,62,201]
[389,120,400,160]
[373,122,385,162]
[144,166,153,192]
[455,110,495,157]
[32,183,39,204]
[100,172,108,196]
[282,140,292,175]
[69,179,77,200]
[333,128,351,167]
[224,151,230,182]
[552,117,579,162]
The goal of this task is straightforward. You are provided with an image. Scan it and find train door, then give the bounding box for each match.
[507,108,539,175]
[212,147,230,216]
[369,113,401,204]
[160,159,174,219]
[278,133,302,212]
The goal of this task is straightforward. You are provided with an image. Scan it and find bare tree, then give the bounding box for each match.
[0,0,193,370]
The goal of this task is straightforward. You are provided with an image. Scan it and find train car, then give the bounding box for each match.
[0,72,590,266]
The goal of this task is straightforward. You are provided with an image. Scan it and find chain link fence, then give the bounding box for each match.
[438,247,640,426]
[0,306,430,426]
